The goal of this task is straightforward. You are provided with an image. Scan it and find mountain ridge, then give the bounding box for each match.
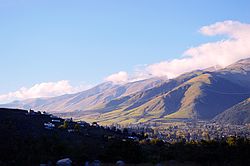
[1,77,167,113]
[1,58,250,125]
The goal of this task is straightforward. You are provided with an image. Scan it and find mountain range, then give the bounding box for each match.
[1,58,250,125]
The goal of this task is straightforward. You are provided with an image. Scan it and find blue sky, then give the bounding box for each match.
[0,0,250,102]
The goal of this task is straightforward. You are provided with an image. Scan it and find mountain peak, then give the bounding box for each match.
[220,57,250,73]
[236,57,250,64]
[1,58,250,125]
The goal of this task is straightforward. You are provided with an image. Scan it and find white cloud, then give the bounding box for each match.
[199,20,250,38]
[104,71,129,84]
[4,20,248,102]
[145,21,250,78]
[105,20,250,82]
[146,20,250,78]
[0,80,92,104]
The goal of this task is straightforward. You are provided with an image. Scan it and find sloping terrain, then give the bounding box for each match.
[91,70,250,124]
[86,58,250,124]
[2,58,250,125]
[1,77,166,113]
[213,98,250,125]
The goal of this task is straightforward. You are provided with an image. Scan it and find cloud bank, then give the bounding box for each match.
[106,20,250,83]
[0,80,92,104]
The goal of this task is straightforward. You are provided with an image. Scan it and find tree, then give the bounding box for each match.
[226,136,236,146]
[63,121,68,129]
[74,124,80,132]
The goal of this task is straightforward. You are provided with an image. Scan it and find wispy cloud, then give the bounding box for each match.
[0,80,92,104]
[104,71,129,84]
[105,20,250,83]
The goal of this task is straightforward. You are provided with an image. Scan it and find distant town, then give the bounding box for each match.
[27,109,250,144]
[111,121,250,143]
[1,108,250,166]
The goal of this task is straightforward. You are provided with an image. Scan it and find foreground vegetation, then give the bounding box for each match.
[0,108,249,166]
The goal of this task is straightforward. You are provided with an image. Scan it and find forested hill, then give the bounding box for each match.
[0,108,250,166]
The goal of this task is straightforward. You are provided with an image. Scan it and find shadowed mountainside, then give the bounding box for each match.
[1,58,250,125]
[76,58,250,124]
[213,98,250,125]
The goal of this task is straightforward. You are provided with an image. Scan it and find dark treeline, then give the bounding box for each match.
[1,134,250,166]
[0,108,249,166]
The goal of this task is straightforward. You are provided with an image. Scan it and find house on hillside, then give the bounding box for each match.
[52,119,61,123]
[50,115,59,119]
[28,109,35,114]
[92,122,99,127]
[44,122,55,130]
[77,121,89,127]
[42,111,51,116]
[26,109,42,116]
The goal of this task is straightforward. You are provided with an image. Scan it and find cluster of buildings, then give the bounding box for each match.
[110,121,250,143]
[27,109,250,143]
[152,122,250,142]
[26,109,90,131]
